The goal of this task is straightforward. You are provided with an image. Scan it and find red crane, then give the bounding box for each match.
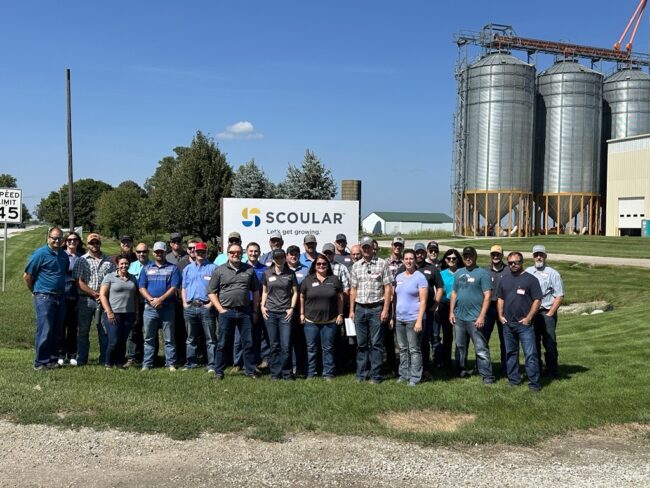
[614,0,647,52]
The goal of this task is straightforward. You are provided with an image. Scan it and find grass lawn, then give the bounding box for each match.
[1,228,649,444]
[441,235,650,259]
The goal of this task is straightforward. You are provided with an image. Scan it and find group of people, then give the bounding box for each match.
[24,227,564,390]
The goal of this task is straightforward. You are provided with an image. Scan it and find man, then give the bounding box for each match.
[383,235,405,376]
[497,251,543,391]
[214,232,249,265]
[426,241,441,268]
[259,232,284,267]
[322,243,351,293]
[526,245,564,379]
[112,236,137,265]
[208,242,260,380]
[412,242,444,373]
[349,236,392,384]
[300,234,318,268]
[287,244,308,376]
[350,244,362,263]
[166,232,187,266]
[449,246,494,384]
[484,244,508,375]
[125,242,152,366]
[24,227,69,370]
[73,233,116,366]
[177,239,200,271]
[286,245,308,285]
[181,242,217,373]
[138,241,181,371]
[333,233,353,268]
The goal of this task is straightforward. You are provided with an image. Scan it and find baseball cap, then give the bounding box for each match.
[335,233,347,242]
[286,245,300,254]
[228,231,242,241]
[304,234,317,244]
[120,235,133,243]
[322,243,335,254]
[360,236,373,248]
[490,245,503,255]
[392,235,405,245]
[86,233,101,244]
[153,241,167,252]
[272,248,286,259]
[462,246,477,257]
[195,242,208,251]
[427,240,439,251]
[532,245,546,255]
[270,231,282,240]
[414,242,426,252]
[170,232,182,241]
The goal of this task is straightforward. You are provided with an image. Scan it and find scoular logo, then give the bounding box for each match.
[241,207,261,227]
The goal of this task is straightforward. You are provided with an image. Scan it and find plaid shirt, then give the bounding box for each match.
[350,257,392,304]
[332,262,351,291]
[73,252,116,292]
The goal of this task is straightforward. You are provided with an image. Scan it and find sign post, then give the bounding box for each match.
[0,188,22,292]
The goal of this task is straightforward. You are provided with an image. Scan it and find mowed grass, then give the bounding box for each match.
[1,228,649,444]
[442,235,650,259]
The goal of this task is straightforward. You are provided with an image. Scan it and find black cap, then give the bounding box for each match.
[286,245,300,254]
[462,246,477,257]
[335,233,347,242]
[119,235,133,243]
[170,232,183,241]
[272,248,286,259]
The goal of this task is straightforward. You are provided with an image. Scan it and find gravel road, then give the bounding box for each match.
[1,421,648,487]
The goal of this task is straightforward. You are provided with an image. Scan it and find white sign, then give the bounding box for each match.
[0,188,22,224]
[221,198,359,249]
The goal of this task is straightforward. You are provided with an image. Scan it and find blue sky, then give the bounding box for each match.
[2,0,647,218]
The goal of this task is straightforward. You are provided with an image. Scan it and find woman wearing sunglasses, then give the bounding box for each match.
[438,248,463,369]
[299,254,344,382]
[58,231,85,366]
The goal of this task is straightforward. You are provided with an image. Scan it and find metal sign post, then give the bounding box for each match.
[0,188,22,292]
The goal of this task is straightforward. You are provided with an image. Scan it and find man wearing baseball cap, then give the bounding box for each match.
[526,245,564,379]
[300,234,318,268]
[425,241,441,269]
[112,235,137,266]
[333,234,353,269]
[260,231,284,267]
[214,232,249,266]
[166,232,187,266]
[484,244,508,376]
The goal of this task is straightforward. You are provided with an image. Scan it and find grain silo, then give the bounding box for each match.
[603,67,650,139]
[534,60,603,234]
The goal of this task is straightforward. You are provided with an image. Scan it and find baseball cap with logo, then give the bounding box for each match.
[120,235,133,243]
[392,235,405,245]
[195,242,208,251]
[86,233,101,244]
[322,243,335,254]
[304,234,317,244]
[360,236,373,248]
[532,245,546,255]
[414,242,426,252]
[153,241,167,252]
[490,245,503,255]
[427,240,439,251]
[462,246,478,257]
[335,233,347,242]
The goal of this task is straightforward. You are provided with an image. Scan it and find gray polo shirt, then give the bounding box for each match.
[100,272,138,313]
[261,266,297,312]
[208,262,259,309]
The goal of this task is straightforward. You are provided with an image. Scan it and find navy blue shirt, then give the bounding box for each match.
[497,271,543,323]
[25,244,68,294]
[138,261,181,306]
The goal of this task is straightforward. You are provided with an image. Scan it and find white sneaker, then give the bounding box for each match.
[69,359,78,367]
[168,365,177,372]
[57,358,65,366]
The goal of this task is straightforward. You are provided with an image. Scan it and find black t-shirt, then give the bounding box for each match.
[496,271,543,323]
[262,266,297,312]
[300,274,343,323]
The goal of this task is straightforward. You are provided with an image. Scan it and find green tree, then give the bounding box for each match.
[37,178,113,230]
[278,149,337,200]
[231,159,275,198]
[95,182,146,238]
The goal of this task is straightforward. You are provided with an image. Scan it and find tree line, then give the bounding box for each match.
[31,131,337,244]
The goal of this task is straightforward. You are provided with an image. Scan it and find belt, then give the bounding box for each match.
[33,292,63,296]
[355,301,383,308]
[189,300,209,307]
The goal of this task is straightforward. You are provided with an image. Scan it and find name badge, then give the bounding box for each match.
[311,282,319,287]
[147,269,157,275]
[296,273,304,279]
[269,276,277,282]
[396,281,403,285]
[344,258,351,262]
[204,276,211,281]
[424,270,431,274]
[371,273,380,279]
[467,277,475,283]
[516,288,526,295]
[390,265,397,270]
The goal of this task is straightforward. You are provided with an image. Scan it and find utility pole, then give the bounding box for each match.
[66,68,74,231]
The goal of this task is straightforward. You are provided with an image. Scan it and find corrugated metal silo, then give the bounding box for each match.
[603,68,650,140]
[458,52,535,236]
[535,60,603,234]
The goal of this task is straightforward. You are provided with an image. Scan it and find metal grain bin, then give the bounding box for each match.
[603,68,650,140]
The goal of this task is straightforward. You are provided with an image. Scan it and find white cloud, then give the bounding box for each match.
[217,121,264,140]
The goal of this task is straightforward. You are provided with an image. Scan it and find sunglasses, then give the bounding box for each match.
[508,261,522,266]
[153,250,165,254]
[446,257,457,261]
[66,238,79,242]
[228,251,241,256]
[49,236,63,242]
[315,262,328,267]
[188,247,196,251]
[170,240,182,244]
[88,240,101,246]
[136,250,149,254]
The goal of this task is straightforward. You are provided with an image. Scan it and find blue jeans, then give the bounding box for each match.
[304,322,337,378]
[183,305,217,370]
[77,297,108,366]
[234,313,269,366]
[534,312,558,376]
[354,304,384,382]
[126,301,145,362]
[395,319,423,383]
[33,293,65,367]
[486,302,507,375]
[503,321,541,390]
[58,298,78,360]
[143,304,176,368]
[454,318,494,382]
[103,312,134,366]
[216,309,255,376]
[264,311,293,379]
[437,302,454,368]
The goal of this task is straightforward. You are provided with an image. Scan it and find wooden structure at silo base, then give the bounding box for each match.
[533,193,602,235]
[455,190,533,237]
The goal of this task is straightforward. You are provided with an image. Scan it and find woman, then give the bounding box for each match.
[393,249,428,385]
[58,231,84,366]
[261,249,298,380]
[299,254,344,382]
[438,248,463,369]
[99,256,139,368]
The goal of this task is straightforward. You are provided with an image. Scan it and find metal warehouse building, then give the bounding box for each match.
[606,133,650,236]
[362,212,453,235]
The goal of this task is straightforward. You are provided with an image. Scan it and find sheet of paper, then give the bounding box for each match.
[344,318,356,337]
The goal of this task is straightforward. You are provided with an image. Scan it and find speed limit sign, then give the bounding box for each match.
[0,188,22,224]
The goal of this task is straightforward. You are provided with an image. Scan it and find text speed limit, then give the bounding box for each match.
[0,189,22,224]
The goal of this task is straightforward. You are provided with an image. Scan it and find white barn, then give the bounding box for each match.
[362,211,453,235]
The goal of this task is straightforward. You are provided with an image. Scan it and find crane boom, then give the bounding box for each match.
[614,0,647,52]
